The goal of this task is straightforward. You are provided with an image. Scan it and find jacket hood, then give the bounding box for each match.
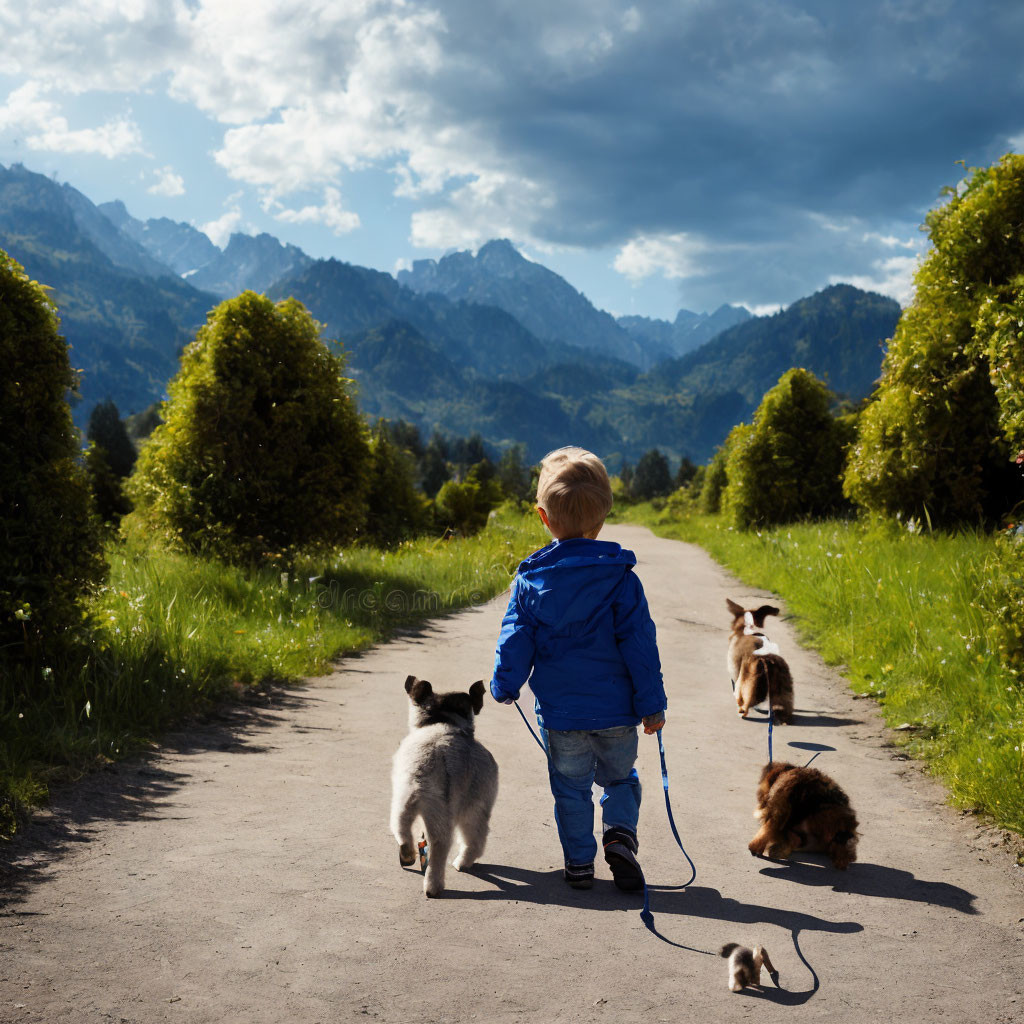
[516,538,637,631]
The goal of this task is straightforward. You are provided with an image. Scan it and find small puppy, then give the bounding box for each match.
[719,943,777,991]
[390,675,499,897]
[725,598,780,684]
[748,762,859,870]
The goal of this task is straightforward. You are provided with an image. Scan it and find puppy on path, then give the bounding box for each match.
[390,676,499,897]
[719,943,778,991]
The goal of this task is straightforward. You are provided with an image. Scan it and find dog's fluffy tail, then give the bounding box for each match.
[719,943,740,958]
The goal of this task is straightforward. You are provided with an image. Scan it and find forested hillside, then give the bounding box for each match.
[0,162,897,460]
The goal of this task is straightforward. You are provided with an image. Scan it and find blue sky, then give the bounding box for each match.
[1,0,1022,321]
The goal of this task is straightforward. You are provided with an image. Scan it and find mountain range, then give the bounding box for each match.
[0,161,902,463]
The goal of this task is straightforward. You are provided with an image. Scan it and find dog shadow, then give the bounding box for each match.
[745,707,861,728]
[758,857,978,913]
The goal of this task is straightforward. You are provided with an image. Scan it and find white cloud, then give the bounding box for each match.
[0,81,144,158]
[273,186,360,235]
[744,302,784,316]
[409,172,553,251]
[831,254,921,306]
[148,165,185,196]
[1008,131,1024,151]
[613,232,708,282]
[861,230,917,250]
[200,207,243,248]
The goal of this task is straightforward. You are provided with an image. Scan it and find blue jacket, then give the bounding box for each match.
[490,537,666,730]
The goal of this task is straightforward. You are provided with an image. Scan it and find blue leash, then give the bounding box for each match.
[513,699,696,931]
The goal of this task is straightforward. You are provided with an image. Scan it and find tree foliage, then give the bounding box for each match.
[87,399,136,478]
[129,292,370,562]
[845,154,1024,525]
[497,444,533,502]
[364,422,428,546]
[85,398,136,525]
[631,448,673,500]
[0,248,104,654]
[434,464,503,535]
[698,444,729,514]
[722,369,849,529]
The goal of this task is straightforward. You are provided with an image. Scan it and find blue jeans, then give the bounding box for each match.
[541,725,641,866]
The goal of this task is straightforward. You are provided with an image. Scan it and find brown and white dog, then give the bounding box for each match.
[726,599,793,724]
[748,761,859,870]
[719,943,778,991]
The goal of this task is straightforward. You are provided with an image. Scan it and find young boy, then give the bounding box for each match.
[490,446,667,891]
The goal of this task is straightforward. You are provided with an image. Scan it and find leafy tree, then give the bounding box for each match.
[434,463,503,535]
[129,292,370,563]
[364,422,428,546]
[384,419,426,462]
[451,432,488,470]
[675,457,698,490]
[87,399,136,478]
[845,154,1024,524]
[723,368,848,529]
[631,448,673,500]
[0,249,104,655]
[699,445,729,513]
[85,399,135,525]
[497,444,533,502]
[421,432,451,498]
[126,401,163,443]
[619,460,634,495]
[84,442,132,526]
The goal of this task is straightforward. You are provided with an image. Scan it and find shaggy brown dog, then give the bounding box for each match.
[748,762,859,869]
[726,600,793,723]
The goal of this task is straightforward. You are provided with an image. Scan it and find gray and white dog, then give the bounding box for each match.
[390,675,499,897]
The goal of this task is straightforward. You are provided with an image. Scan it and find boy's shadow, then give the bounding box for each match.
[453,863,861,935]
[445,864,861,1006]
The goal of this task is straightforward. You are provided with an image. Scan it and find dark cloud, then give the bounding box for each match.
[416,0,1023,302]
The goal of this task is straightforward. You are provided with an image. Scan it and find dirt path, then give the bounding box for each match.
[3,524,1023,1024]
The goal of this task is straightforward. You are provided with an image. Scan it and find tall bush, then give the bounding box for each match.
[699,445,729,514]
[845,153,1024,525]
[85,399,135,524]
[723,368,848,529]
[129,292,370,562]
[0,249,104,655]
[364,422,428,546]
[631,448,673,500]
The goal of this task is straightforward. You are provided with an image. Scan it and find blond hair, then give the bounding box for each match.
[536,446,613,537]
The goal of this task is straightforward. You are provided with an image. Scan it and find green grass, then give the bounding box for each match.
[1,504,547,835]
[619,503,1024,834]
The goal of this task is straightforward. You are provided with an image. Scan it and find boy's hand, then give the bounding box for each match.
[642,712,665,735]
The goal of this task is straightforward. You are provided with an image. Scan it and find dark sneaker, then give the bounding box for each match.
[603,828,644,892]
[564,862,595,889]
